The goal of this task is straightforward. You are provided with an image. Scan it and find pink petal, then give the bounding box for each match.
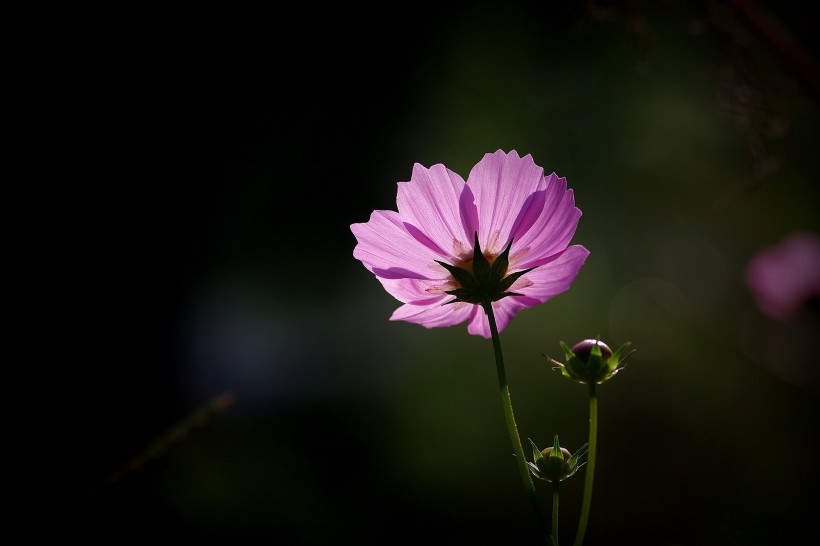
[513,245,590,302]
[375,276,448,304]
[351,210,446,279]
[466,297,539,338]
[396,163,478,260]
[466,150,546,255]
[391,299,476,328]
[511,174,582,269]
[466,307,491,338]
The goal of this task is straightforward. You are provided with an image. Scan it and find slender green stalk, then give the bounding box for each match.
[573,381,598,546]
[551,481,560,546]
[483,303,549,544]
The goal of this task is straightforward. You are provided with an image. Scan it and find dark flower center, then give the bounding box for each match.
[436,233,535,306]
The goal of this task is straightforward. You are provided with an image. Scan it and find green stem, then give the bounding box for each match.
[573,381,598,546]
[483,303,549,544]
[552,481,560,546]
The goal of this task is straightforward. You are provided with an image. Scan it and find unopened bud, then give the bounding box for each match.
[527,435,588,483]
[545,338,634,384]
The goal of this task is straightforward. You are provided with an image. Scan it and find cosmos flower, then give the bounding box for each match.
[745,231,820,321]
[350,150,589,338]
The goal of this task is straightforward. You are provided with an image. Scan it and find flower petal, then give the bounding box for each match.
[351,210,445,279]
[466,150,545,255]
[466,297,540,338]
[511,173,582,269]
[391,300,476,328]
[375,277,448,304]
[396,163,478,260]
[513,245,590,302]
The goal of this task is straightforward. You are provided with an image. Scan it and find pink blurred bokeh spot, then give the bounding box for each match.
[745,231,820,320]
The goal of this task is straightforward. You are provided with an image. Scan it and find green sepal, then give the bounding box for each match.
[559,341,575,361]
[549,435,564,461]
[611,342,635,366]
[528,438,547,482]
[529,438,544,463]
[470,233,493,284]
[527,461,544,481]
[444,288,473,300]
[568,442,589,468]
[496,266,536,293]
[590,343,605,377]
[490,238,513,283]
[493,291,525,302]
[435,260,476,289]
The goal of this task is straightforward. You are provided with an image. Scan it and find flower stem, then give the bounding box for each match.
[573,381,598,546]
[483,303,549,544]
[552,481,560,546]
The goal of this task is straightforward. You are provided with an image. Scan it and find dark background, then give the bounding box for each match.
[78,1,819,544]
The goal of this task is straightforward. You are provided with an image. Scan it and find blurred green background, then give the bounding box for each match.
[86,1,820,544]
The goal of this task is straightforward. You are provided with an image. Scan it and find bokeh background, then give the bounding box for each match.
[83,1,820,544]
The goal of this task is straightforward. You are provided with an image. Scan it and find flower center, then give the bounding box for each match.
[452,251,503,281]
[435,233,535,306]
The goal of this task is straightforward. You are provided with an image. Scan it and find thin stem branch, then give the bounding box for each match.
[552,481,560,546]
[573,381,598,546]
[483,303,549,544]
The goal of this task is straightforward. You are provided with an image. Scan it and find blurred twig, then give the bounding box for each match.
[98,390,236,492]
[725,0,820,101]
[703,0,798,209]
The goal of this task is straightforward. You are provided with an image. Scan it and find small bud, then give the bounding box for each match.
[527,435,588,482]
[545,338,634,384]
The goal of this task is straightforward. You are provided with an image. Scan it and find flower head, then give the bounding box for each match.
[744,231,820,321]
[350,150,589,338]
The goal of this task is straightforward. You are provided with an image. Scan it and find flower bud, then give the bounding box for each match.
[545,338,634,384]
[527,435,588,482]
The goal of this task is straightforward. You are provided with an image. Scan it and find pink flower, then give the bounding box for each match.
[351,150,590,338]
[745,231,820,321]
